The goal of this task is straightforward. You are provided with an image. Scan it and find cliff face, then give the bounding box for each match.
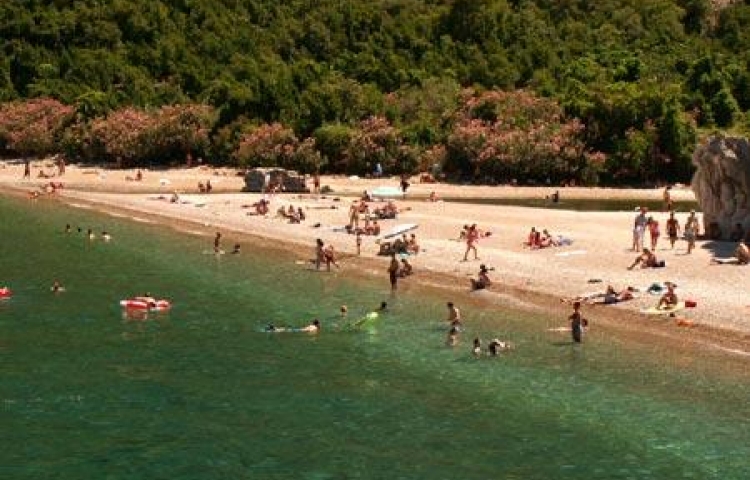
[692,135,750,239]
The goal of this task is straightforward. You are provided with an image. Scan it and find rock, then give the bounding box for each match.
[692,135,750,239]
[243,167,310,193]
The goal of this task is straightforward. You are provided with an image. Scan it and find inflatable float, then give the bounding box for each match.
[120,297,171,312]
[0,286,12,298]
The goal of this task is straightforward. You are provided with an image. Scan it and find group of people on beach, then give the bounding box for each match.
[524,227,563,249]
[276,204,306,223]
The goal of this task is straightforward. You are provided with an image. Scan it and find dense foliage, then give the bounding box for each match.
[1,0,749,185]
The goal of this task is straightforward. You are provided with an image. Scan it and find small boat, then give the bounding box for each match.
[120,297,171,312]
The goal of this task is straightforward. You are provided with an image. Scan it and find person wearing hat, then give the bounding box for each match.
[470,264,492,290]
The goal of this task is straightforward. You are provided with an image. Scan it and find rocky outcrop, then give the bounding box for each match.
[692,135,750,239]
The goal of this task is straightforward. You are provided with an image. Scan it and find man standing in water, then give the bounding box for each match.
[213,232,222,253]
[569,301,587,343]
[315,238,325,270]
[446,302,462,329]
[388,254,399,290]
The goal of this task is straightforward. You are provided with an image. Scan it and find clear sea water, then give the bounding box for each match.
[1,194,748,480]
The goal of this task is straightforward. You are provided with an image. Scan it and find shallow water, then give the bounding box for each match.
[1,195,747,479]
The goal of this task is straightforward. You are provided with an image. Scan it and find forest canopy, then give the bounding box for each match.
[1,0,749,185]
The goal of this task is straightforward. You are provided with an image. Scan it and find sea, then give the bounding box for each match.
[1,194,749,480]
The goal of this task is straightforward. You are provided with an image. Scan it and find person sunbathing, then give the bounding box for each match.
[562,285,636,305]
[470,264,492,290]
[539,229,558,248]
[525,227,541,249]
[656,283,678,310]
[627,248,662,269]
[711,242,750,265]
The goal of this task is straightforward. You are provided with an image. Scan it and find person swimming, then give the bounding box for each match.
[50,280,65,293]
[488,338,513,355]
[101,231,112,241]
[266,319,321,333]
[472,337,482,356]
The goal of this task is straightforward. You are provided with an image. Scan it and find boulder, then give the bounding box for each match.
[243,167,310,193]
[692,135,750,239]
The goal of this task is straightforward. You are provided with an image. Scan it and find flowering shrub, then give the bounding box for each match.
[445,89,604,184]
[234,123,322,173]
[64,104,216,166]
[150,104,215,160]
[345,116,403,174]
[0,98,74,157]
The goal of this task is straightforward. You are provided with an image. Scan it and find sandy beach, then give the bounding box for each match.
[3,159,750,356]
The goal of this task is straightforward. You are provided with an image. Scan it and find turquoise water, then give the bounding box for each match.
[1,195,748,479]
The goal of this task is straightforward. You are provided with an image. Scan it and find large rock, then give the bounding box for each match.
[243,167,309,193]
[692,135,750,239]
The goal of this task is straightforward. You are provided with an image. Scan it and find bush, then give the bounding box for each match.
[233,123,323,174]
[0,98,74,157]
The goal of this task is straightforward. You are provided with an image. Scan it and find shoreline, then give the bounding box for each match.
[4,193,750,365]
[2,161,750,361]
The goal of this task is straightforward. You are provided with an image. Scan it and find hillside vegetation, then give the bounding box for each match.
[1,0,749,185]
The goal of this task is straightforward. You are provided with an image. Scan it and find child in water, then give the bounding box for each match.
[569,301,588,343]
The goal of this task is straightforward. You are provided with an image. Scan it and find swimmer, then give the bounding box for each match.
[472,337,482,356]
[378,301,388,311]
[340,305,348,317]
[101,231,112,241]
[267,319,321,333]
[65,224,71,233]
[488,338,513,355]
[50,281,65,293]
[299,319,321,333]
[87,229,95,240]
[231,243,241,254]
